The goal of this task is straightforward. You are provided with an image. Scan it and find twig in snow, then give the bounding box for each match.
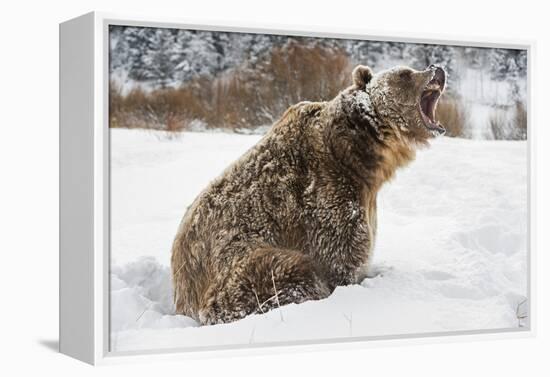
[342,312,353,336]
[259,291,283,307]
[136,303,152,322]
[249,327,256,344]
[271,269,284,322]
[516,298,528,328]
[253,288,265,314]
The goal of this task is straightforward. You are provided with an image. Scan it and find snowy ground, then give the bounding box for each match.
[110,128,528,353]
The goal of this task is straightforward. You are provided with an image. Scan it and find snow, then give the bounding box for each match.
[110,128,528,353]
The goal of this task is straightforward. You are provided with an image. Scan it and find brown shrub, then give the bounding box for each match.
[489,101,527,140]
[254,41,351,121]
[109,42,352,131]
[108,81,125,128]
[436,96,469,138]
[512,101,527,140]
[489,110,507,140]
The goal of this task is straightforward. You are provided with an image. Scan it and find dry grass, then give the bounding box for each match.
[489,110,508,140]
[489,101,527,140]
[110,42,351,131]
[512,101,527,140]
[109,83,204,130]
[436,96,469,138]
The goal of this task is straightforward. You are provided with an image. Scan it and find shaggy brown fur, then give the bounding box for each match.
[171,64,447,325]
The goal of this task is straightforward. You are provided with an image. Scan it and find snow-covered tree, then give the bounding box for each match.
[109,26,528,140]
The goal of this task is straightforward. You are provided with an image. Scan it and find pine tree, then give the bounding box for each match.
[109,26,528,104]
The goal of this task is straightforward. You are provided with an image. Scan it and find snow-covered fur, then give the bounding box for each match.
[171,65,444,325]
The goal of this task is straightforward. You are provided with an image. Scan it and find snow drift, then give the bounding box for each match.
[110,129,528,352]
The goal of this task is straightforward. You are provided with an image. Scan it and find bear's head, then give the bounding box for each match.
[341,64,447,144]
[321,64,447,185]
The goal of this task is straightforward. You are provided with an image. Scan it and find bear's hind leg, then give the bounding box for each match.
[198,247,330,325]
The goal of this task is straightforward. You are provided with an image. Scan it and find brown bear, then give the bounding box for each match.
[171,64,447,325]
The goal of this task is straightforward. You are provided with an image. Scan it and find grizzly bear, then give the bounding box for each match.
[171,64,447,325]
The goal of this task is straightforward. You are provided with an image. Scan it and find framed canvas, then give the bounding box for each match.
[59,11,535,365]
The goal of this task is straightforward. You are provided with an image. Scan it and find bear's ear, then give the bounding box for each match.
[352,65,373,89]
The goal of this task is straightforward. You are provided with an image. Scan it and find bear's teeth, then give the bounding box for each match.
[425,83,441,91]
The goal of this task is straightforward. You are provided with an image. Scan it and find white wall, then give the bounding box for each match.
[0,0,548,375]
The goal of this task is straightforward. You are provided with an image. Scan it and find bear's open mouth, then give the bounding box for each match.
[419,67,446,135]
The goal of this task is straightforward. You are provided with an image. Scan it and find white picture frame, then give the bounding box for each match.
[59,11,536,365]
